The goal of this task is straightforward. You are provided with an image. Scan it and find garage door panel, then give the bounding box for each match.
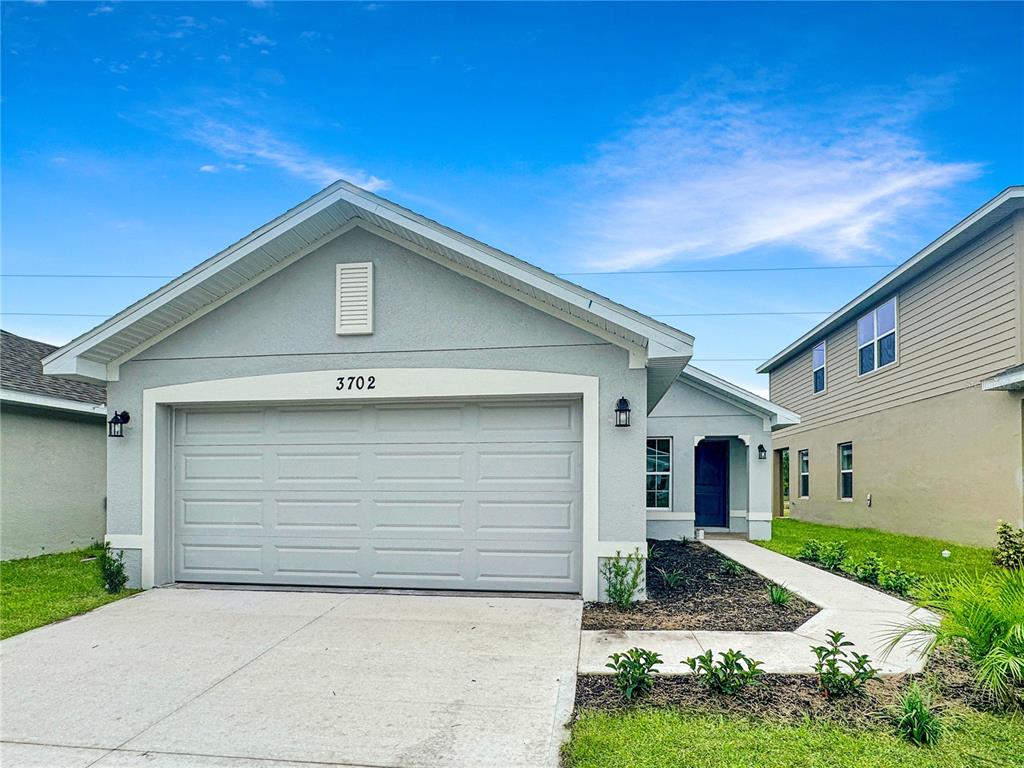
[179,497,265,529]
[275,499,362,532]
[178,451,264,484]
[477,547,576,586]
[276,451,362,484]
[274,544,361,578]
[179,542,264,576]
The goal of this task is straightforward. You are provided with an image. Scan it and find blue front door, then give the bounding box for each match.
[695,440,729,527]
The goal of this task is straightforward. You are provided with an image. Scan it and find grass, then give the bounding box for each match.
[0,546,138,639]
[759,519,995,582]
[563,709,1024,768]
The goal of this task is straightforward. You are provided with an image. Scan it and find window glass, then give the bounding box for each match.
[839,444,853,471]
[878,332,897,367]
[646,438,672,509]
[798,450,810,498]
[876,298,896,335]
[838,443,853,500]
[812,342,826,369]
[813,368,825,393]
[859,345,875,375]
[857,314,874,346]
[841,472,853,500]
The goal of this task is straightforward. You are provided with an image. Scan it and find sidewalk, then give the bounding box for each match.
[579,538,937,676]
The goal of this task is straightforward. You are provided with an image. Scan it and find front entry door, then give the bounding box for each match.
[695,440,729,528]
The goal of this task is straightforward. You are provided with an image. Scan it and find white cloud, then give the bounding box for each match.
[89,4,114,15]
[570,76,980,268]
[198,164,218,173]
[247,33,275,47]
[182,118,389,191]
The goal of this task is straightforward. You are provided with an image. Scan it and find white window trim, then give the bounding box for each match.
[838,442,854,501]
[646,436,672,511]
[856,296,899,377]
[812,340,827,395]
[798,449,810,499]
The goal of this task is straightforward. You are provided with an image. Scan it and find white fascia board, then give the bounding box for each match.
[981,366,1024,391]
[681,366,800,427]
[0,388,105,416]
[757,187,1024,374]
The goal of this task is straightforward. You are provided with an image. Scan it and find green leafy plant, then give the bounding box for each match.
[816,540,849,570]
[655,566,684,590]
[811,630,879,698]
[994,521,1024,571]
[879,562,922,596]
[97,543,128,595]
[606,647,662,700]
[798,539,822,562]
[685,648,764,694]
[647,543,662,562]
[767,582,793,607]
[851,551,884,584]
[720,558,743,577]
[889,682,943,746]
[885,569,1024,707]
[601,548,645,609]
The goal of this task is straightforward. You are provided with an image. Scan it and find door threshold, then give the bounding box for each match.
[165,581,582,600]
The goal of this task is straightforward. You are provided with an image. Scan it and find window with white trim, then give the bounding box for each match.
[812,341,826,394]
[336,262,374,335]
[798,449,809,498]
[646,438,672,509]
[857,297,897,375]
[838,442,853,500]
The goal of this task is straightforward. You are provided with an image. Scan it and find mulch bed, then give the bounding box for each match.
[581,539,819,631]
[573,644,1011,724]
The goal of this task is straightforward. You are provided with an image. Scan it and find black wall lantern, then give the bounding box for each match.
[108,411,130,438]
[757,443,768,461]
[614,397,631,428]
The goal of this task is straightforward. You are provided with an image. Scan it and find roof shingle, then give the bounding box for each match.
[1,330,106,405]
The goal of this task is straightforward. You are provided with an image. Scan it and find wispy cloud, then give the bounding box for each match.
[570,75,980,268]
[181,116,388,190]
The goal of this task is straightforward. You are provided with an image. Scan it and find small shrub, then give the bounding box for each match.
[606,647,662,700]
[817,540,849,570]
[655,566,684,590]
[98,543,128,595]
[879,562,922,596]
[720,559,743,577]
[851,551,884,584]
[685,648,764,694]
[994,521,1024,570]
[798,539,822,562]
[601,549,645,609]
[767,582,793,607]
[890,682,943,746]
[811,630,879,698]
[647,543,662,562]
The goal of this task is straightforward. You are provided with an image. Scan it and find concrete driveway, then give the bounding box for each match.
[1,588,582,768]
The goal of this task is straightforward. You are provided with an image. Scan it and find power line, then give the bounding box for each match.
[2,309,830,319]
[0,274,176,279]
[1,312,109,317]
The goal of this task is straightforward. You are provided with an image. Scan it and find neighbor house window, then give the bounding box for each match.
[798,450,809,498]
[812,341,826,393]
[857,297,897,375]
[646,438,672,509]
[838,442,853,500]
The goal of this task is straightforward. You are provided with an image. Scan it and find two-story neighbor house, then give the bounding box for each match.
[759,187,1024,546]
[41,181,795,599]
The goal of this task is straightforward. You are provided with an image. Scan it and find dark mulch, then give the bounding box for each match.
[581,539,819,631]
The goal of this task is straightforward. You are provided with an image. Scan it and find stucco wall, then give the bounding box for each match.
[645,377,773,540]
[1,404,106,559]
[776,386,1024,546]
[107,226,649,587]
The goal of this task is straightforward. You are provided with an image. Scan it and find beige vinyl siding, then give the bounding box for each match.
[771,216,1019,436]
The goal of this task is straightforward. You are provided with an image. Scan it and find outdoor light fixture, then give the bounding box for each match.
[107,411,130,438]
[614,397,631,428]
[757,444,767,460]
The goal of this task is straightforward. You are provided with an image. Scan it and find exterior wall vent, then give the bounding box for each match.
[335,262,373,335]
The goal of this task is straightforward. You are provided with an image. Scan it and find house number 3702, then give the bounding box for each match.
[336,375,376,391]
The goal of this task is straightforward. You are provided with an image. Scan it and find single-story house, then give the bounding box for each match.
[42,181,796,599]
[1,330,107,560]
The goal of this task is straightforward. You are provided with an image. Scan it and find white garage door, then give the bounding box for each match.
[173,399,582,593]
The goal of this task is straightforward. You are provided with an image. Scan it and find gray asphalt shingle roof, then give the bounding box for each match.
[1,330,106,405]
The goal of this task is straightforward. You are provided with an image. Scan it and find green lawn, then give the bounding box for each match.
[0,547,137,639]
[759,519,995,581]
[564,709,1024,768]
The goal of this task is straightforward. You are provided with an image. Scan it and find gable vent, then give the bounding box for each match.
[335,262,374,335]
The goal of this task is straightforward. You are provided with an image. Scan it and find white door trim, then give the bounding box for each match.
[141,368,603,598]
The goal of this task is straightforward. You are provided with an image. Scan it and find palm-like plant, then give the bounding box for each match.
[886,569,1024,706]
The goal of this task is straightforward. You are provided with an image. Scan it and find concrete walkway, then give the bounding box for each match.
[580,538,936,676]
[1,588,581,768]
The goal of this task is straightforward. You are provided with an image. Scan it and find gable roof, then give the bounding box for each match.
[1,330,106,414]
[42,181,694,404]
[758,186,1024,374]
[680,364,799,428]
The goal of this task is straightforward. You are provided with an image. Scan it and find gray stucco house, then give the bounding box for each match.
[42,182,796,599]
[1,330,107,559]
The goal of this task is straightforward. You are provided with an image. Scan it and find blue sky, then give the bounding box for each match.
[2,1,1022,394]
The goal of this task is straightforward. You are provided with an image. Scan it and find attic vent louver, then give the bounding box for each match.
[335,262,373,335]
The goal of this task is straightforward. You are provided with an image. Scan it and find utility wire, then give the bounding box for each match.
[1,310,830,318]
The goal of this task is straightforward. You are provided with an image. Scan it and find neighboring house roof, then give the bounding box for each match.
[41,180,695,407]
[981,363,1024,392]
[1,330,106,415]
[758,186,1024,374]
[680,365,800,428]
